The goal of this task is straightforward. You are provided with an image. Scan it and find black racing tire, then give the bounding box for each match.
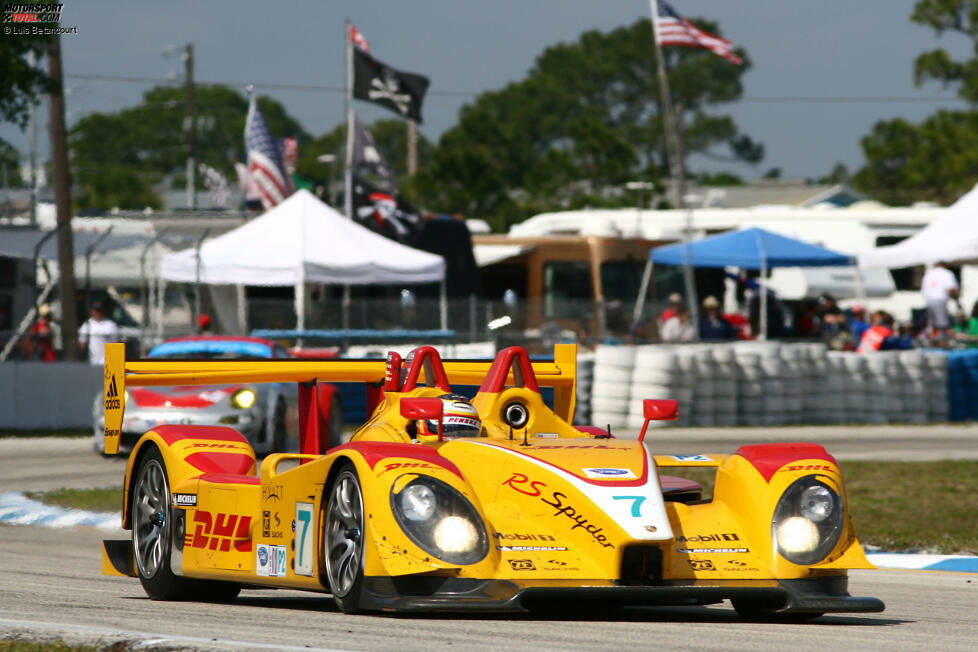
[131,446,192,600]
[269,397,287,453]
[325,393,344,453]
[321,464,366,614]
[731,598,823,622]
[131,445,242,602]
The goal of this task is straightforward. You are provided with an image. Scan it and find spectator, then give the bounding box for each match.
[820,306,850,350]
[921,261,960,332]
[857,311,900,352]
[79,301,119,365]
[848,304,870,344]
[794,300,820,338]
[26,303,60,362]
[699,295,735,341]
[954,299,978,347]
[660,303,695,342]
[198,313,212,335]
[659,293,684,324]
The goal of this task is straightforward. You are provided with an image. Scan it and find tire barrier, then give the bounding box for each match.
[588,342,953,428]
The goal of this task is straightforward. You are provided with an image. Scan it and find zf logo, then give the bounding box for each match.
[688,559,715,571]
[186,510,252,552]
[508,559,536,571]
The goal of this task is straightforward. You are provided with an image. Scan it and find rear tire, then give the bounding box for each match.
[131,445,241,602]
[322,465,365,614]
[131,446,190,600]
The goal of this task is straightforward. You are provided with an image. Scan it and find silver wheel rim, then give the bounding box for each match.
[132,458,169,578]
[324,471,363,597]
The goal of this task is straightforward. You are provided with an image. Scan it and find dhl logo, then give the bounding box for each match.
[186,510,252,552]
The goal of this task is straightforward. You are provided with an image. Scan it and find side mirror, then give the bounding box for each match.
[639,398,678,443]
[400,397,444,441]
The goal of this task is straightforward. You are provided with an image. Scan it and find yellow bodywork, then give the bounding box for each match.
[101,342,874,599]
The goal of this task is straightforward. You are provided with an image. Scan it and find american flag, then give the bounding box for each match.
[244,95,291,210]
[349,24,369,52]
[653,0,742,65]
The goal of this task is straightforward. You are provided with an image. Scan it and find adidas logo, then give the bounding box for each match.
[107,375,119,398]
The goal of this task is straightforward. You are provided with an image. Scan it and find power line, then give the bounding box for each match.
[65,74,965,104]
[64,73,476,98]
[65,73,969,104]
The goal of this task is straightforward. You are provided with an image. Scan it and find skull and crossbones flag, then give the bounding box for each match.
[353,48,430,123]
[352,173,421,242]
[352,117,397,193]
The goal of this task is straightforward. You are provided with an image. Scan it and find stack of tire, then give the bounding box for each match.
[688,346,717,427]
[780,344,805,425]
[860,352,889,424]
[734,343,765,426]
[805,344,833,425]
[758,343,788,426]
[711,346,738,427]
[590,345,635,430]
[924,351,949,422]
[897,350,929,424]
[626,347,688,429]
[573,352,595,426]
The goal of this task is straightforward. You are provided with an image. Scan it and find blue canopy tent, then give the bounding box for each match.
[644,227,854,339]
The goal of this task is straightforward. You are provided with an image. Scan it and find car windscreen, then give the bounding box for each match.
[147,340,273,359]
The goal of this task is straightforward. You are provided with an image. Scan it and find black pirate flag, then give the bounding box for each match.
[352,173,422,242]
[353,48,430,123]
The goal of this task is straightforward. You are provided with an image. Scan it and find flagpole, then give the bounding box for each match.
[344,19,354,219]
[649,0,698,337]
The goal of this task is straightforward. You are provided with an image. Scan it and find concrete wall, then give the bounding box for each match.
[0,362,101,430]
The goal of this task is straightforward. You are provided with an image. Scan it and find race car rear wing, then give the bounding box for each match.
[102,342,578,455]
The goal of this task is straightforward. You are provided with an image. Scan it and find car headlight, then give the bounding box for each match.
[772,475,844,565]
[390,475,489,565]
[231,388,257,409]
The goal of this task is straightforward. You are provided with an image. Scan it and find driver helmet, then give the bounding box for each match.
[420,393,482,438]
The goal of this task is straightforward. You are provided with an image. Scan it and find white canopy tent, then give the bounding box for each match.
[160,189,446,331]
[858,184,978,268]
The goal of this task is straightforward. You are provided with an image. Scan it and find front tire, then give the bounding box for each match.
[322,465,365,614]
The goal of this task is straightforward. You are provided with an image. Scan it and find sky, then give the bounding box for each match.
[1,0,971,182]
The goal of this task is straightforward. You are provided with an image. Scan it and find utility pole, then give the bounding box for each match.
[48,34,80,360]
[185,43,196,210]
[407,120,417,177]
[28,51,38,228]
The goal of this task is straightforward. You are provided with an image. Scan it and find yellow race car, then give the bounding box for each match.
[100,342,884,620]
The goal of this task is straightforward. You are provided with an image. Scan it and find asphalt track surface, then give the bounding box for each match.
[1,427,977,650]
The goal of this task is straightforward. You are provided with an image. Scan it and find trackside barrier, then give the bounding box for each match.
[0,362,103,429]
[589,343,952,428]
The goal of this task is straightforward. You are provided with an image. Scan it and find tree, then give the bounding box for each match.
[414,18,760,230]
[69,85,308,210]
[854,1,978,204]
[0,138,25,187]
[0,35,53,128]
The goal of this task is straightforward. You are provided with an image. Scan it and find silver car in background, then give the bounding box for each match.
[93,336,341,455]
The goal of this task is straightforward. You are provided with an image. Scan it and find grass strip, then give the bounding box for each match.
[0,642,101,651]
[24,487,122,513]
[840,460,978,555]
[0,430,90,438]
